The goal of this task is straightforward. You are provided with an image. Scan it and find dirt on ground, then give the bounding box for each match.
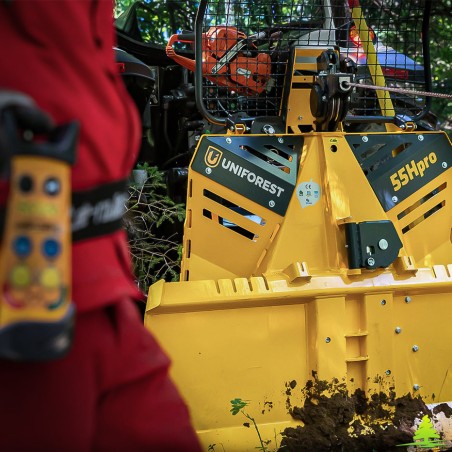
[279,372,451,452]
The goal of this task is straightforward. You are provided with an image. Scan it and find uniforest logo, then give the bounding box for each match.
[203,145,285,198]
[204,146,223,168]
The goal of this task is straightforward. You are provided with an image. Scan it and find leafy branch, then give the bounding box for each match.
[230,398,271,452]
[124,163,186,294]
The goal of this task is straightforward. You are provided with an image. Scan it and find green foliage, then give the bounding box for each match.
[229,398,281,451]
[429,3,452,132]
[230,398,250,415]
[115,0,197,45]
[124,163,185,294]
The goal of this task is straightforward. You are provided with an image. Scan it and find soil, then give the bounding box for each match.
[279,372,451,452]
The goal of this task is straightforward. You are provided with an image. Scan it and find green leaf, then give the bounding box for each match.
[230,398,249,415]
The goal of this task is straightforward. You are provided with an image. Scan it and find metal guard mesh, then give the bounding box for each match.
[200,0,427,120]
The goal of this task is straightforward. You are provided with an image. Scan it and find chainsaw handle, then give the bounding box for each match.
[174,32,195,43]
[166,33,197,72]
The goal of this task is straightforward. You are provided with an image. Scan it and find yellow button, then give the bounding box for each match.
[40,267,60,289]
[10,265,31,288]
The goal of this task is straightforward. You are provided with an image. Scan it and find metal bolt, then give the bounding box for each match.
[322,95,327,102]
[298,115,303,120]
[278,137,284,144]
[395,327,402,334]
[442,162,448,169]
[269,200,275,208]
[385,370,391,376]
[412,345,419,352]
[226,137,232,144]
[418,135,424,141]
[367,257,375,267]
[362,136,369,142]
[381,299,387,306]
[262,124,275,135]
[413,384,420,391]
[378,239,389,250]
[229,126,235,131]
[325,337,331,343]
[405,296,411,303]
[392,196,398,203]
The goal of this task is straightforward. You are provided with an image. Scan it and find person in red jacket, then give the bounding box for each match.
[0,1,201,450]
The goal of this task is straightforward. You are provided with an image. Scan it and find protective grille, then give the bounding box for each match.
[199,0,428,121]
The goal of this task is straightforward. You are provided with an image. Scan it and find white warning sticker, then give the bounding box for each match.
[296,179,321,208]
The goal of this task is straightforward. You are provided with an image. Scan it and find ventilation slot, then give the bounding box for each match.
[401,201,446,234]
[397,183,447,221]
[360,143,386,160]
[353,139,416,176]
[239,144,292,173]
[391,142,412,158]
[202,189,265,241]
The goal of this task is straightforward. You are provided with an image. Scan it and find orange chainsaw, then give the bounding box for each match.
[166,26,271,95]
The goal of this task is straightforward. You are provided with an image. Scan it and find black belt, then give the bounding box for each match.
[0,178,128,242]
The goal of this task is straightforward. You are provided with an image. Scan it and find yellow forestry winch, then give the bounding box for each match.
[145,0,452,449]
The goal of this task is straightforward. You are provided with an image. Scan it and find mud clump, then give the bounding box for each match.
[279,373,434,452]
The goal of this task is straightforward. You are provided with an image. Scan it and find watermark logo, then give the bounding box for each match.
[397,415,447,450]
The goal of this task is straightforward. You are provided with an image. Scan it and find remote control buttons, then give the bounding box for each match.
[43,177,60,196]
[13,235,32,258]
[40,267,60,289]
[10,265,31,288]
[18,174,33,193]
[42,238,61,259]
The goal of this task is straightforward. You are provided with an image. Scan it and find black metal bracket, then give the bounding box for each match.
[344,220,402,269]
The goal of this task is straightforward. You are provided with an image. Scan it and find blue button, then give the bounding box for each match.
[44,177,60,196]
[13,236,32,257]
[42,238,61,259]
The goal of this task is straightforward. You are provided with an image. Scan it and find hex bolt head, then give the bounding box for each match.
[418,135,424,141]
[325,337,331,343]
[378,239,389,250]
[298,115,303,120]
[413,384,420,391]
[278,137,284,144]
[381,299,387,306]
[362,136,369,142]
[405,296,412,303]
[226,137,232,144]
[442,162,448,169]
[392,196,398,203]
[395,327,402,334]
[412,345,419,352]
[385,370,391,376]
[367,257,375,267]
